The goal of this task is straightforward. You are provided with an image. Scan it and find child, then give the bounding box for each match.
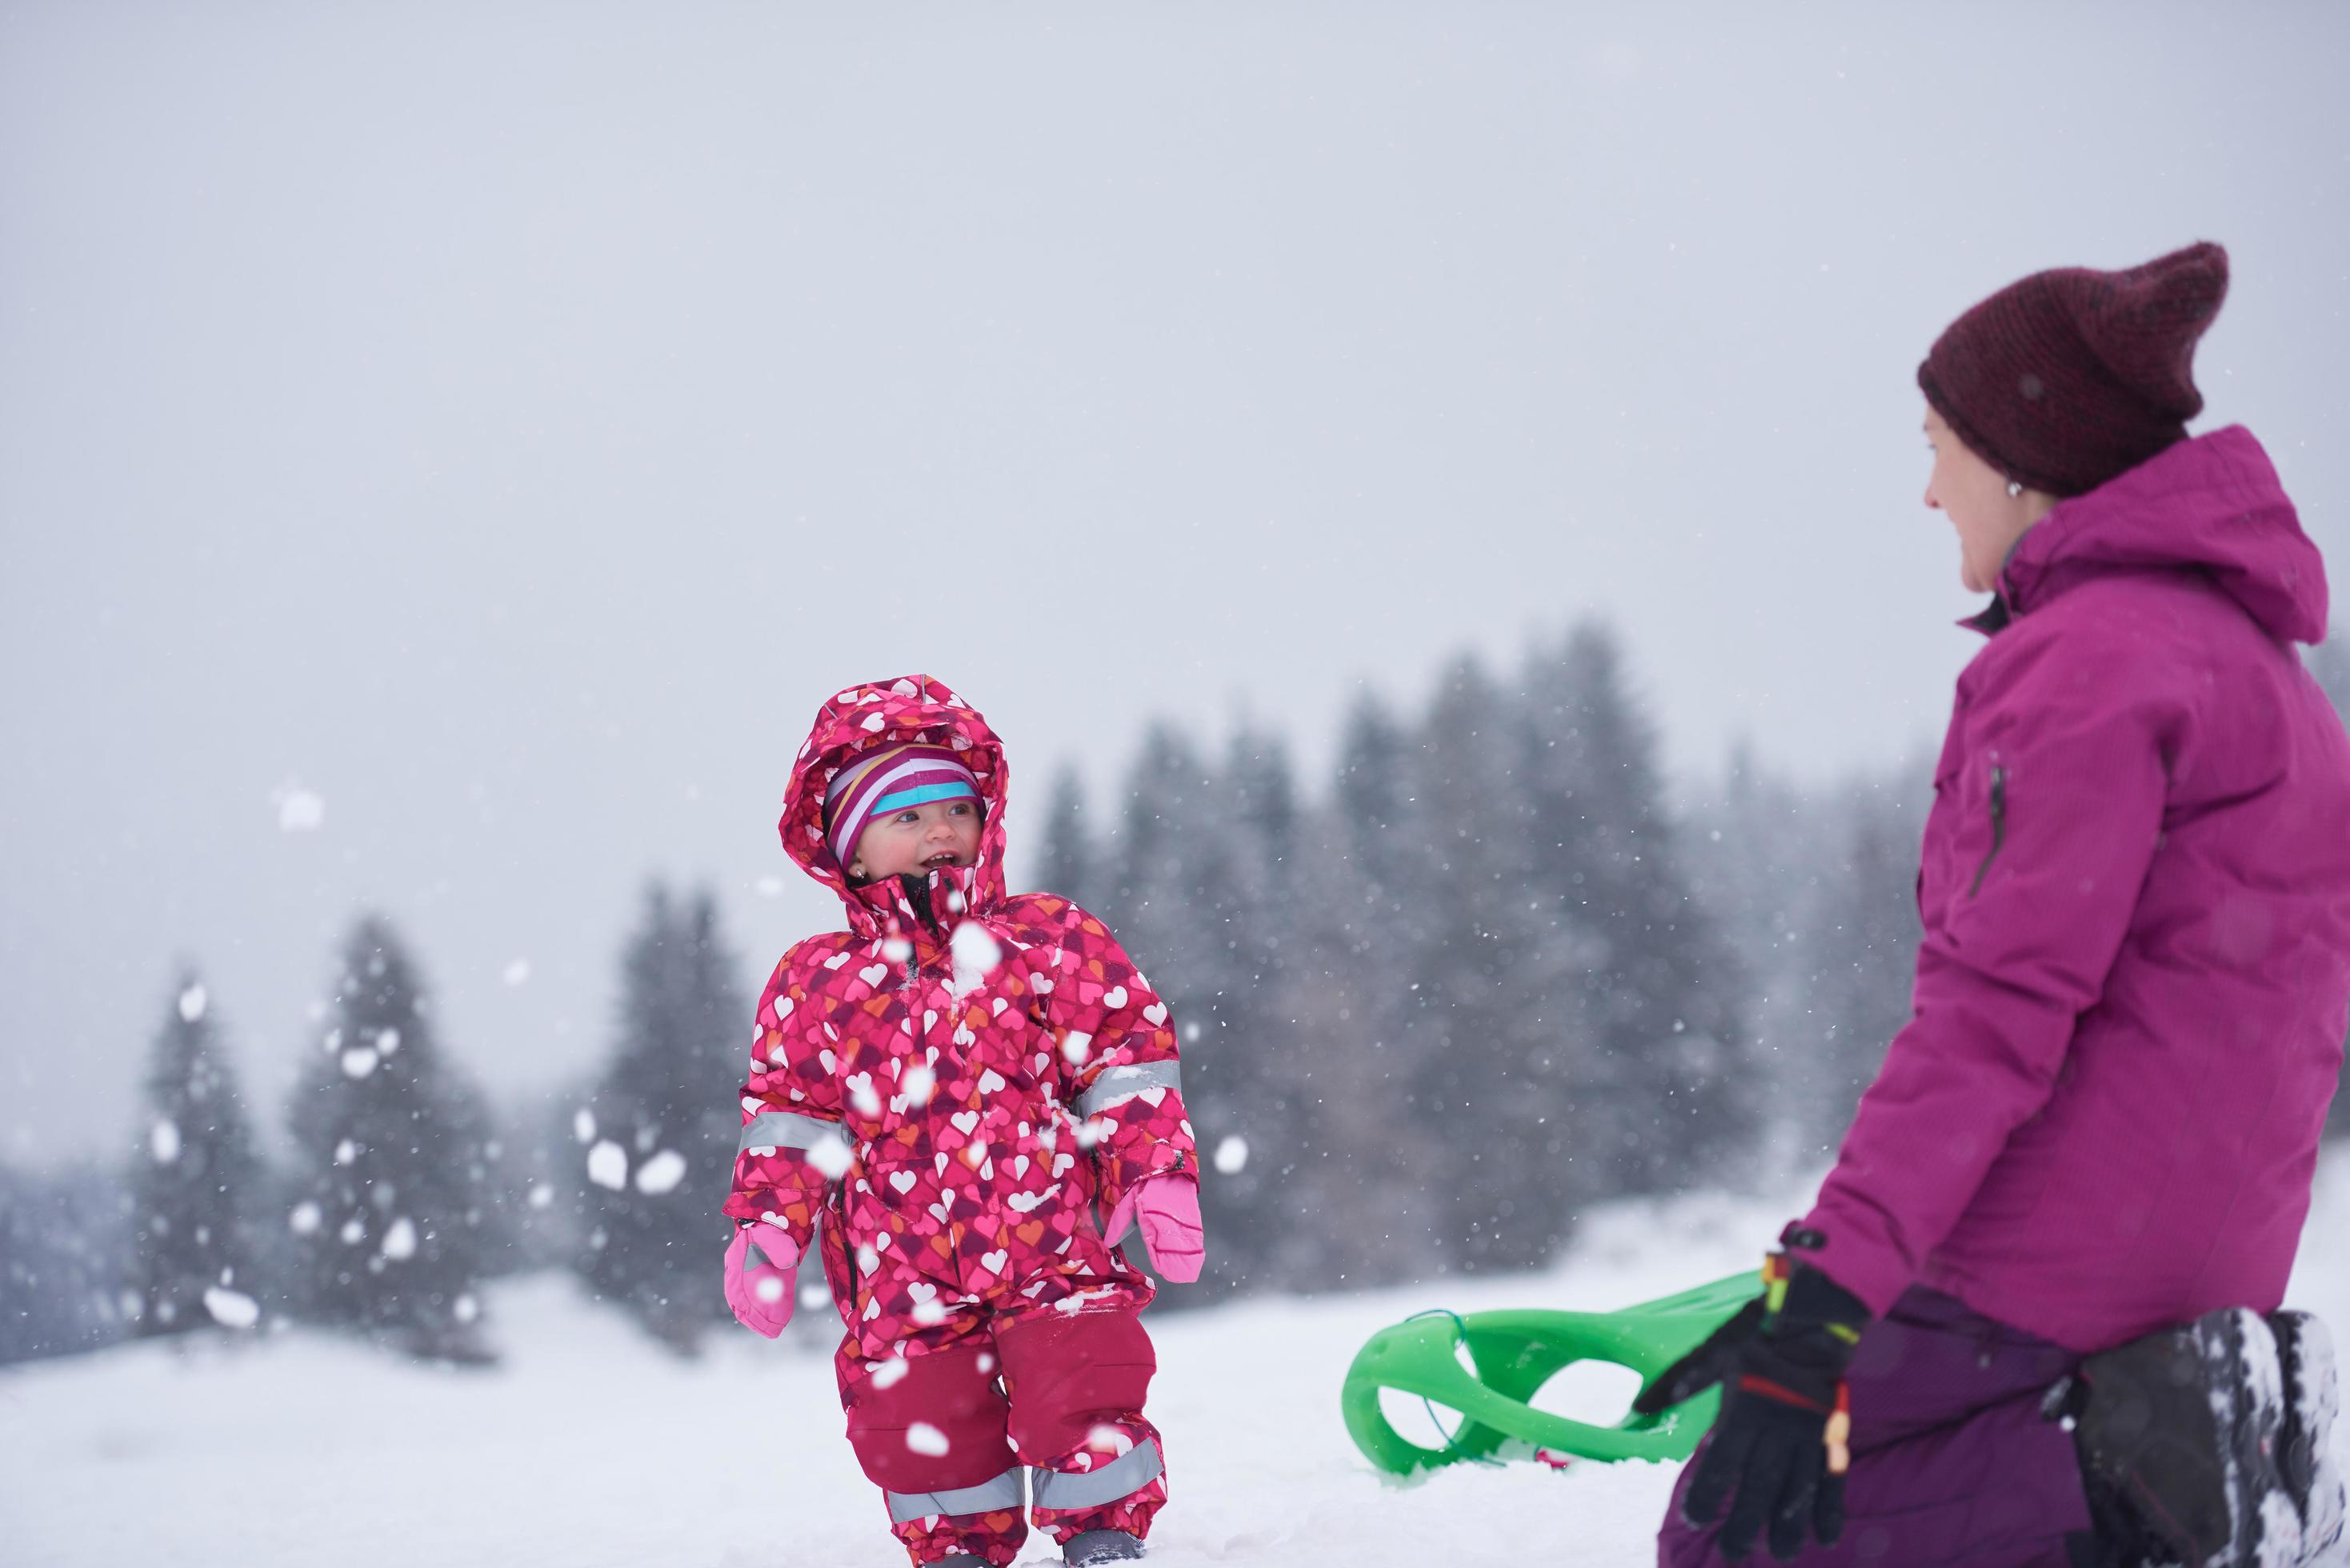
[722,674,1204,1568]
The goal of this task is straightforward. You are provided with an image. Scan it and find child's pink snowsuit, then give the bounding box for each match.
[727,676,1198,1568]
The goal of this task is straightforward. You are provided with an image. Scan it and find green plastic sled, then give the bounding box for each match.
[1340,1270,1761,1477]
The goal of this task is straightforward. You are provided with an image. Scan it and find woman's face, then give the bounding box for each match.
[1924,405,2052,595]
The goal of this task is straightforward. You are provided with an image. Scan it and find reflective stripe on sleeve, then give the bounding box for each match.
[884,1465,1027,1523]
[1030,1438,1163,1513]
[1075,1060,1183,1119]
[739,1109,848,1155]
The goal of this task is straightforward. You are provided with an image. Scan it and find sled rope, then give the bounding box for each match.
[1400,1309,1507,1468]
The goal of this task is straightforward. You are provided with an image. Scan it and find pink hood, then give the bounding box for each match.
[1984,425,2327,644]
[778,674,1010,941]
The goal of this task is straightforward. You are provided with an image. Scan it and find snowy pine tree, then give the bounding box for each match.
[1687,742,1860,1164]
[1403,653,1594,1273]
[1517,624,1751,1198]
[130,970,267,1336]
[0,1161,135,1365]
[285,917,505,1362]
[574,884,750,1352]
[1098,724,1269,1298]
[1172,728,1299,1301]
[1794,770,1932,1151]
[1276,691,1452,1289]
[1069,637,1762,1290]
[1035,763,1103,908]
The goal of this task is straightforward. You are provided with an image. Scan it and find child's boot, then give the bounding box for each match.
[2068,1306,2304,1568]
[2272,1311,2346,1566]
[1063,1530,1147,1565]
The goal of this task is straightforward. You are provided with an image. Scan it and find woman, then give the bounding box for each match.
[1642,242,2350,1567]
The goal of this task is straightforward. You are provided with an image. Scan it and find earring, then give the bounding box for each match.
[2006,479,2024,498]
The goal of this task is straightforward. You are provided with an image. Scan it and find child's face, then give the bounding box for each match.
[849,798,983,882]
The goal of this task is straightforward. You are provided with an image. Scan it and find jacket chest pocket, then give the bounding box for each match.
[1920,756,2007,921]
[1967,762,2008,898]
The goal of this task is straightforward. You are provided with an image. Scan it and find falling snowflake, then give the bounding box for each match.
[502,958,530,986]
[634,1150,688,1195]
[178,985,208,1023]
[586,1140,628,1191]
[340,1047,380,1079]
[573,1108,596,1143]
[288,1202,322,1236]
[380,1218,418,1261]
[149,1121,182,1165]
[453,1294,480,1325]
[272,781,326,833]
[950,922,1003,999]
[804,1136,854,1180]
[1213,1134,1250,1175]
[906,1422,951,1457]
[846,1074,883,1118]
[526,1183,554,1210]
[202,1288,260,1330]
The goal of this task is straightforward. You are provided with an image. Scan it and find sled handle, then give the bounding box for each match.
[1340,1270,1759,1476]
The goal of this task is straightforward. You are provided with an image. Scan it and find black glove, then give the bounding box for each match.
[1631,1233,1869,1562]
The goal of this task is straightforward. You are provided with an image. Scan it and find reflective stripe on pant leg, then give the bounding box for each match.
[1075,1060,1183,1118]
[1031,1438,1164,1513]
[739,1108,850,1155]
[885,1466,1027,1524]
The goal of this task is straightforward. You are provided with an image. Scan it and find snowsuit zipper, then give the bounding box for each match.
[1968,765,2008,898]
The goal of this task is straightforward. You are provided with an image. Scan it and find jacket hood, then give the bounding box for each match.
[1996,426,2326,644]
[780,674,1009,936]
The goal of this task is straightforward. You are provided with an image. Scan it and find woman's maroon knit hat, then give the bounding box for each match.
[1917,241,2229,497]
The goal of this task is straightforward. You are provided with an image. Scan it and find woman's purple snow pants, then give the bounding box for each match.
[1657,1287,2094,1567]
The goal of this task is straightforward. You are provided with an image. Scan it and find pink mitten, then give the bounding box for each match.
[723,1223,802,1337]
[1104,1174,1205,1283]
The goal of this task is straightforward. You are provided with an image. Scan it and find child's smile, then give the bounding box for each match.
[850,798,983,882]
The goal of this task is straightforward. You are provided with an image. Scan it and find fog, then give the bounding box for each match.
[5,1,2345,1162]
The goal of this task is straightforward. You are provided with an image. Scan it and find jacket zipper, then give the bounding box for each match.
[832,1200,858,1309]
[895,871,949,990]
[1968,765,2008,898]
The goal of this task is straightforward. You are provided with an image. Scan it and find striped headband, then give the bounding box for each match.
[823,743,982,866]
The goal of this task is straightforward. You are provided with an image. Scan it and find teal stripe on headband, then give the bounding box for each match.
[870,781,979,816]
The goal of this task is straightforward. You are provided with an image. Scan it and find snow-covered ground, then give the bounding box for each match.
[6,1156,2347,1568]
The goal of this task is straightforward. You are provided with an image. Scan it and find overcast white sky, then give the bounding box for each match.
[5,2,2345,1164]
